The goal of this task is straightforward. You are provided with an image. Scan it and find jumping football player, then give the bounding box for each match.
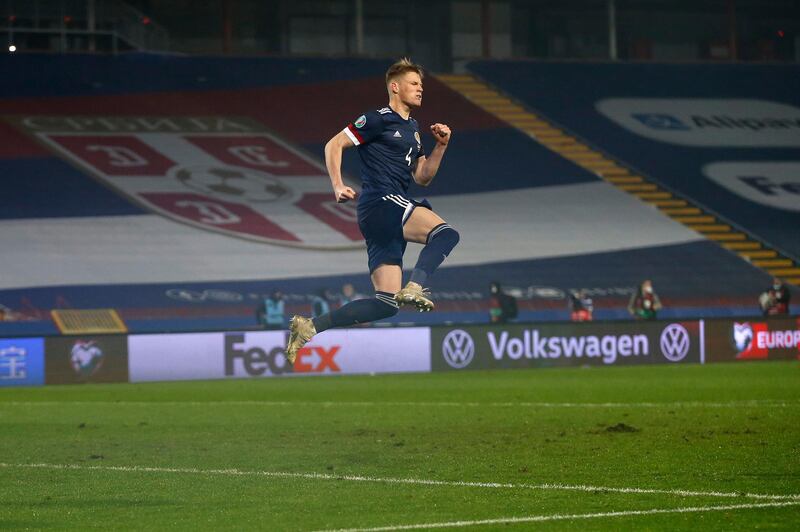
[286,58,459,363]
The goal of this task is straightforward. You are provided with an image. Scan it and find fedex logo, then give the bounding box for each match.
[225,333,291,375]
[294,346,341,373]
[223,333,341,376]
[705,162,800,212]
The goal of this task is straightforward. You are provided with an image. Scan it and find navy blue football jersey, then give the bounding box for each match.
[343,107,425,205]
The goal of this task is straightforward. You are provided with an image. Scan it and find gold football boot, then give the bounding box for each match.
[394,282,434,312]
[286,315,316,364]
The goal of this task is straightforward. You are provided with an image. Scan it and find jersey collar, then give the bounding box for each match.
[388,104,412,122]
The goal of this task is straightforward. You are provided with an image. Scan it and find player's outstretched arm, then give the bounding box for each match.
[324,130,358,203]
[414,123,451,187]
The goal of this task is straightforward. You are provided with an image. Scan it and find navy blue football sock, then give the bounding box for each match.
[409,224,460,286]
[312,291,398,333]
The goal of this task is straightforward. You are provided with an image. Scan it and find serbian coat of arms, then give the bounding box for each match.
[18,116,363,250]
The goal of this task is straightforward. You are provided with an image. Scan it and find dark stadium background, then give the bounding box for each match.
[1,2,799,530]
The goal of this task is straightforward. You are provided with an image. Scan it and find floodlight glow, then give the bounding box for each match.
[8,45,16,52]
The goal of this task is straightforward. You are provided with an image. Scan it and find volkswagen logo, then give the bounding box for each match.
[442,329,475,369]
[660,324,690,362]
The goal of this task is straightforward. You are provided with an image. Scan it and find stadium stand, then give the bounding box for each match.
[466,60,800,263]
[0,54,795,334]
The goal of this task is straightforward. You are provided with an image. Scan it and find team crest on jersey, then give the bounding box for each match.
[17,116,363,249]
[354,115,367,128]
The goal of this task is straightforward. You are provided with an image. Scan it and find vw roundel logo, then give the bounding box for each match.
[442,329,475,369]
[660,324,690,362]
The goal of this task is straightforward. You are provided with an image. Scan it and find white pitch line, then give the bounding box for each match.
[1,400,797,408]
[320,501,800,531]
[1,463,798,502]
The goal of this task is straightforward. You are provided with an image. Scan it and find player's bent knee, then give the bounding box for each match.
[446,227,460,248]
[428,224,459,254]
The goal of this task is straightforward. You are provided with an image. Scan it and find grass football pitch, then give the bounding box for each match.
[1,361,798,530]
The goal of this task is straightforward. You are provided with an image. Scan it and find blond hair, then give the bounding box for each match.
[385,57,424,85]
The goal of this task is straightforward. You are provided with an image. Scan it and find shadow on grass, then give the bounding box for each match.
[24,497,176,509]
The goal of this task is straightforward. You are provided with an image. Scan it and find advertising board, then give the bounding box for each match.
[44,336,129,384]
[705,317,799,362]
[595,98,800,147]
[128,328,430,382]
[0,337,45,387]
[431,321,703,371]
